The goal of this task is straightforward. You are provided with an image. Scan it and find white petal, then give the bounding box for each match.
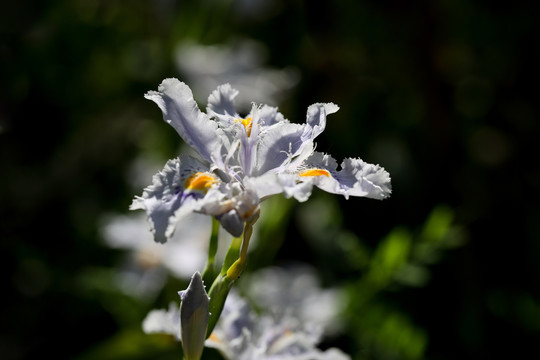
[244,173,283,200]
[278,173,314,202]
[145,78,224,164]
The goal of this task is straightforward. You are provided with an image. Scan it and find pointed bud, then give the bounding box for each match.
[179,272,210,360]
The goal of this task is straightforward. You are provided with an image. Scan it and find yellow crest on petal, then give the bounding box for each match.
[299,168,331,177]
[185,172,218,193]
[235,117,253,137]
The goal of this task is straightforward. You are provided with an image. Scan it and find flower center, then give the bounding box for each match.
[235,117,253,137]
[184,172,218,193]
[299,168,331,177]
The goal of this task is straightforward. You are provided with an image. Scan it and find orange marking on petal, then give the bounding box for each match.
[184,172,217,193]
[299,168,331,177]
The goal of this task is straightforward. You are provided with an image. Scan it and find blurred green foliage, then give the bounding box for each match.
[2,0,540,359]
[293,194,465,359]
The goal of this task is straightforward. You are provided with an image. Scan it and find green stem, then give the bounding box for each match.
[204,235,241,337]
[226,212,258,279]
[202,218,220,286]
[206,273,234,337]
[206,211,260,337]
[220,235,242,275]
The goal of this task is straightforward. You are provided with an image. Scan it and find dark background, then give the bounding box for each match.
[2,0,539,359]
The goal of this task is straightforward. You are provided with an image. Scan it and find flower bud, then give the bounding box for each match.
[178,272,210,360]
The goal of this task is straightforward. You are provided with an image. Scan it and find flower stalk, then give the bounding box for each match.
[202,218,220,286]
[226,209,259,280]
[206,212,259,337]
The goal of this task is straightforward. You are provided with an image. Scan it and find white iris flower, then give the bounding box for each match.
[131,78,391,243]
[206,292,351,360]
[243,264,347,336]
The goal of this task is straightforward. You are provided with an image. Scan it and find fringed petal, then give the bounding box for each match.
[130,156,217,243]
[297,152,392,200]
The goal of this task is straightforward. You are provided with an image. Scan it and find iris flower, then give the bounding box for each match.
[131,78,391,243]
[206,291,350,360]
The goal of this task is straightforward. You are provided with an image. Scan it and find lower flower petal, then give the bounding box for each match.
[298,152,392,200]
[130,156,217,243]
